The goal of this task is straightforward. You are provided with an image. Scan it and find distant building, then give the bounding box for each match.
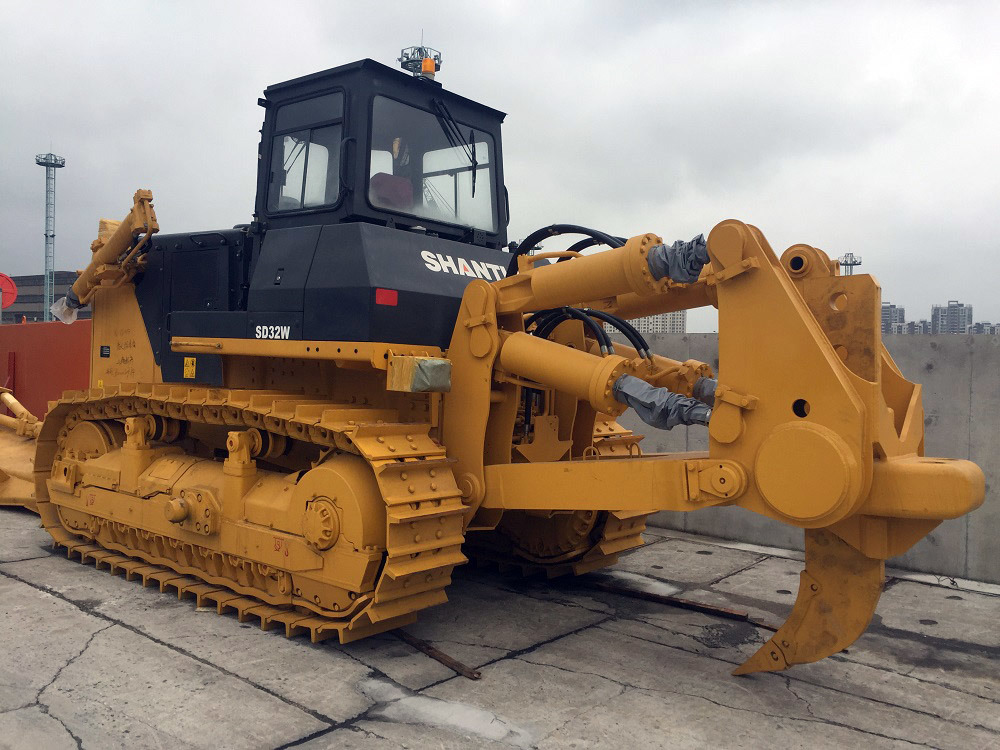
[881,302,905,334]
[931,301,973,334]
[2,271,90,324]
[891,320,931,335]
[629,311,686,335]
[882,299,994,335]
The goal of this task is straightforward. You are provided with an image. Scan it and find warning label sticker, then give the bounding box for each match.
[183,357,196,379]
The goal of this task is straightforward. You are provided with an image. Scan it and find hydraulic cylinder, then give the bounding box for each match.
[498,332,629,415]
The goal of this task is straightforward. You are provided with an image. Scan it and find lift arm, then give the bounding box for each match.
[51,189,158,323]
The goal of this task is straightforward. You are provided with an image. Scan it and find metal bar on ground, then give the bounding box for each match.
[579,580,780,632]
[394,629,482,680]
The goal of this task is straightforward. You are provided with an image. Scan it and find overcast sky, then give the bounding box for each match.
[2,0,997,331]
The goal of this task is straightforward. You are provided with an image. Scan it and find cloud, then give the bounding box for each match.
[1,0,997,330]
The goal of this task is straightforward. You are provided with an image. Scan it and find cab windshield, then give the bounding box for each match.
[368,95,496,232]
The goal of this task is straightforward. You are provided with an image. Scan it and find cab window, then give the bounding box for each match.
[368,95,496,232]
[267,92,344,212]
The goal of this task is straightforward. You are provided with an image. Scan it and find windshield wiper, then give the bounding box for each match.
[431,99,478,197]
[469,128,477,199]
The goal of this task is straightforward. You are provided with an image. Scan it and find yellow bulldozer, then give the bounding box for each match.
[0,51,983,676]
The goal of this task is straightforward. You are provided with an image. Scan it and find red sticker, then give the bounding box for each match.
[375,288,398,306]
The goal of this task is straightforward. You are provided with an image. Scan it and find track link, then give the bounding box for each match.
[467,509,651,577]
[34,384,468,643]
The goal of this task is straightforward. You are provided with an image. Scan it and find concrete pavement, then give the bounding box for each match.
[0,508,997,749]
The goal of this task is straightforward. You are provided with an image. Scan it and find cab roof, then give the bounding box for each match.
[262,58,506,121]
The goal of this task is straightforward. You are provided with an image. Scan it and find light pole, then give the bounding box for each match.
[35,153,66,321]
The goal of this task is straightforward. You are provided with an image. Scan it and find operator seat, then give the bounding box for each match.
[370,173,414,210]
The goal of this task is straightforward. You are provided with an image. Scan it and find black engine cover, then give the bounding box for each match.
[139,222,513,387]
[248,222,510,349]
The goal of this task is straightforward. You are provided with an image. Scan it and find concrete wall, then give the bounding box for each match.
[615,333,999,584]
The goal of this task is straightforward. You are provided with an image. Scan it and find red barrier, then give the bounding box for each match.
[0,321,91,418]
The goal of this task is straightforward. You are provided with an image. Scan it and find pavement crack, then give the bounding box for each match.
[348,724,399,744]
[0,553,54,565]
[783,676,816,717]
[657,686,937,748]
[624,613,765,653]
[333,643,431,699]
[4,525,996,747]
[601,617,752,659]
[420,615,615,692]
[23,623,114,750]
[827,653,1000,707]
[783,679,942,748]
[273,725,339,750]
[26,622,113,750]
[517,655,631,691]
[35,623,113,705]
[534,683,629,745]
[523,649,937,748]
[628,615,999,720]
[633,534,674,547]
[0,566,343,733]
[600,622,997,739]
[789,670,1000,736]
[41,708,85,750]
[700,556,769,588]
[491,582,611,615]
[417,636,506,652]
[0,703,35,716]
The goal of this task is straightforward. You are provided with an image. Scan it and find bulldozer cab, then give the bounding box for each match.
[255,58,508,249]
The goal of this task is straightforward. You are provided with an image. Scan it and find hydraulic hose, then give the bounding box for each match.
[524,308,555,331]
[563,237,602,254]
[581,309,649,359]
[530,308,613,355]
[530,310,568,339]
[558,234,627,260]
[563,307,613,355]
[530,307,646,360]
[506,224,625,275]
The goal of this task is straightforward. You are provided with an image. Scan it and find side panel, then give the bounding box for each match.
[90,285,159,388]
[247,226,323,312]
[303,224,371,343]
[135,229,250,387]
[170,247,230,311]
[304,223,509,348]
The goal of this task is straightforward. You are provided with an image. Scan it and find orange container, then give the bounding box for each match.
[0,320,92,418]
